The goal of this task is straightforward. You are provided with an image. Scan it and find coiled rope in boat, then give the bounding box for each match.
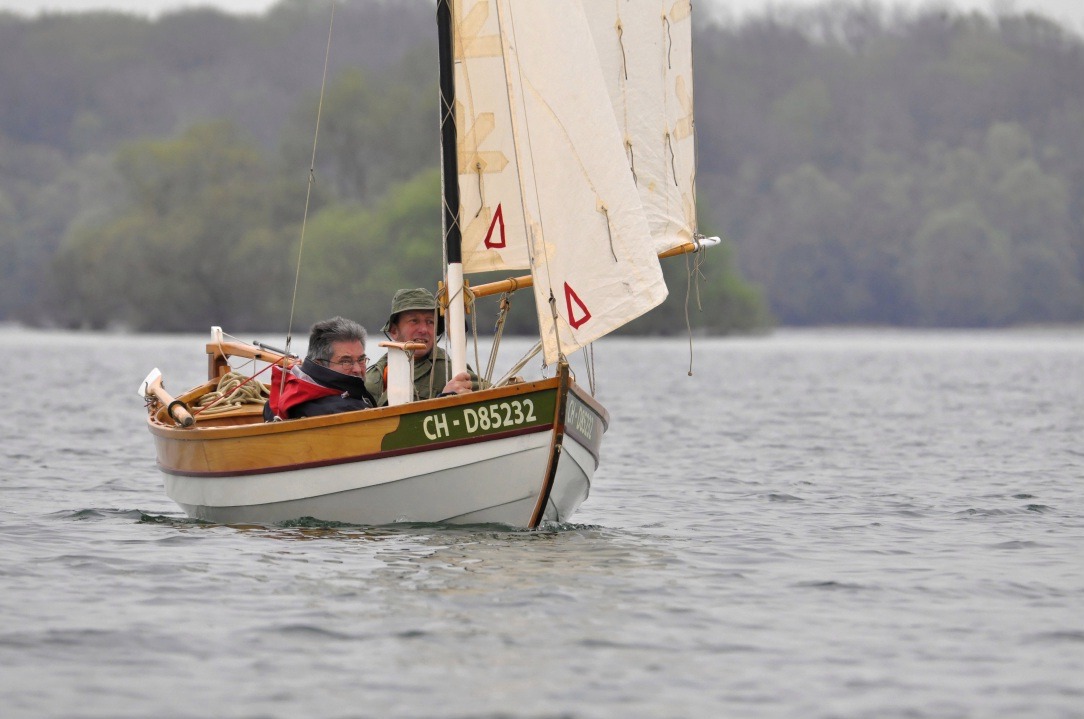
[194,371,269,415]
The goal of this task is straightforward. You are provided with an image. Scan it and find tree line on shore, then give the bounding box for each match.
[1,0,1081,334]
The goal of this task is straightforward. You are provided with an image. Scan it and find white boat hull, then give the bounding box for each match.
[147,364,606,529]
[165,431,592,526]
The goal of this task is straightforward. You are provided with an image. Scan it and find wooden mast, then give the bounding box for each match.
[436,0,468,377]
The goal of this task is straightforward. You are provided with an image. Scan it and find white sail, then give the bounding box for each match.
[453,0,529,273]
[581,0,697,253]
[453,0,668,364]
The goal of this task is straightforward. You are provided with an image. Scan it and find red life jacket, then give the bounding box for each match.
[267,364,341,419]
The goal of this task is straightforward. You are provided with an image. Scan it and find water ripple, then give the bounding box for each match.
[1,329,1082,718]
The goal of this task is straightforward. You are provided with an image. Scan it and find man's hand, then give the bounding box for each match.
[440,371,474,395]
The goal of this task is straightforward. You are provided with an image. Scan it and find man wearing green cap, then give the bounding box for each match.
[364,287,485,405]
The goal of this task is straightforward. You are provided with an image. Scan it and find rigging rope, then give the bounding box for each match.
[429,302,440,400]
[466,285,481,383]
[484,292,512,384]
[581,344,596,396]
[281,0,336,384]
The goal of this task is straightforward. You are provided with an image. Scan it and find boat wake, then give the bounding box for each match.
[55,508,601,540]
[54,508,167,522]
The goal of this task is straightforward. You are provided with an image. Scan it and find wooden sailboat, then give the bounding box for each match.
[139,0,715,528]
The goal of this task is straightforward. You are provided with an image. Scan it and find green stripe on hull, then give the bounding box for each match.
[564,392,605,457]
[381,389,557,451]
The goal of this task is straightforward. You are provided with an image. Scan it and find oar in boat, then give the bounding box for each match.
[138,368,194,428]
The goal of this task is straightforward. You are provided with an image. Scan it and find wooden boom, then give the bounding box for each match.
[207,340,293,380]
[467,237,720,299]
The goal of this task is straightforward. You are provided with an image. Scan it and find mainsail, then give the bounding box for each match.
[581,0,697,254]
[450,0,682,364]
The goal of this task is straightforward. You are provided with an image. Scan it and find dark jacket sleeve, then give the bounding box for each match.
[290,394,374,418]
[268,358,378,420]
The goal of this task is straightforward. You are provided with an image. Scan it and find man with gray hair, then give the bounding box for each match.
[264,316,378,420]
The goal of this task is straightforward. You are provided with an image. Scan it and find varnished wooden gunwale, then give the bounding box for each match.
[149,374,567,476]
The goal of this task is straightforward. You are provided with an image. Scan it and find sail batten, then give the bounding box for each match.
[452,0,680,363]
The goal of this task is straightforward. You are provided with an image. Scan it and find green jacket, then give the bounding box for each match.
[364,346,486,406]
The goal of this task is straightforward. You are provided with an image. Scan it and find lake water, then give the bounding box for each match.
[1,327,1081,718]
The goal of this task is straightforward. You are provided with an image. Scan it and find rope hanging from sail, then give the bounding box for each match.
[683,236,710,377]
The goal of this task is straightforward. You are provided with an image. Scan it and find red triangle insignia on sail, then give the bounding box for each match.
[564,283,592,329]
[484,204,506,249]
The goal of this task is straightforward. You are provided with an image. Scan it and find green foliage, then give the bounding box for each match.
[909,202,1013,325]
[287,168,443,333]
[621,239,772,336]
[698,6,1084,326]
[3,2,1084,332]
[291,47,438,203]
[51,122,292,330]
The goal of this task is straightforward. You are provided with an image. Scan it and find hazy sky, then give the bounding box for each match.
[0,0,1081,29]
